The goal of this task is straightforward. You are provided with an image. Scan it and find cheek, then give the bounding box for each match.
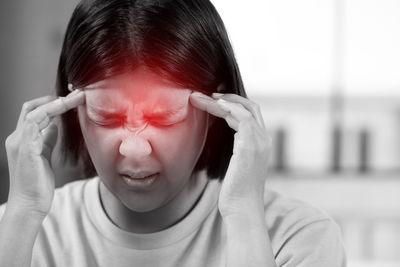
[77,107,120,167]
[151,106,208,171]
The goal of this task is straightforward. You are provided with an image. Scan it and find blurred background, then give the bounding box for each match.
[0,0,400,266]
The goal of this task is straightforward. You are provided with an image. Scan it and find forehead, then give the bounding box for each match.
[84,69,191,110]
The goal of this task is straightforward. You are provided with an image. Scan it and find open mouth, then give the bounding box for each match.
[120,173,159,188]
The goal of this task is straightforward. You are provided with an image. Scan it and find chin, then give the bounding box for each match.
[121,195,165,213]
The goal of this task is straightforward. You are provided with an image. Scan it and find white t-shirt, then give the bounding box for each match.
[0,177,346,267]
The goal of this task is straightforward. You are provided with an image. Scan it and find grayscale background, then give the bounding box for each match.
[1,1,399,266]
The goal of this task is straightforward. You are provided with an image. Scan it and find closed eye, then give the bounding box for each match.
[144,111,185,126]
[146,106,188,125]
[87,111,126,127]
[87,108,186,128]
[92,118,123,126]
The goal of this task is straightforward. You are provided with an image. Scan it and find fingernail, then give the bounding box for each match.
[212,93,223,98]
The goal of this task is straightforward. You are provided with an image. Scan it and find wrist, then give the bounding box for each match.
[222,208,268,239]
[5,202,48,222]
[219,196,265,220]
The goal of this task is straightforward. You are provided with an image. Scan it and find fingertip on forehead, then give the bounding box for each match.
[189,94,208,110]
[63,90,86,107]
[190,91,202,97]
[77,91,86,105]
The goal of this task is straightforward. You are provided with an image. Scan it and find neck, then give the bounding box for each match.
[99,171,208,234]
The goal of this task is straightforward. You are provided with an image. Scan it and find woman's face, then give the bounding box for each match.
[77,67,209,212]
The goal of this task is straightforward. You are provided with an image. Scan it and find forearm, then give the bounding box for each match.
[223,201,277,267]
[0,206,45,267]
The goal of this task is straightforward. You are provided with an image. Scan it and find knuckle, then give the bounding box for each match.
[25,113,34,123]
[57,97,68,109]
[5,135,13,148]
[25,111,40,123]
[21,119,39,139]
[5,133,18,154]
[22,102,31,111]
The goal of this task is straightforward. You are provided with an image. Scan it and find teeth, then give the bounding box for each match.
[121,173,157,188]
[122,173,157,180]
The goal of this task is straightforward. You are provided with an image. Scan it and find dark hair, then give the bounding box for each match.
[56,0,247,180]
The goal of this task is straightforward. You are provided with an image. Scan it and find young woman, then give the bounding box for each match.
[0,0,346,266]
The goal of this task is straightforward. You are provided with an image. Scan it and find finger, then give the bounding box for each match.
[17,95,57,130]
[26,89,85,130]
[190,92,231,119]
[216,98,254,124]
[217,99,260,132]
[190,92,240,131]
[212,93,265,129]
[40,121,58,160]
[42,89,85,117]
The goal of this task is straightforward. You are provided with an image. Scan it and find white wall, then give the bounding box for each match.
[212,0,400,97]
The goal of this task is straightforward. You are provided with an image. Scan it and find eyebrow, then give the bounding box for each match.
[87,103,126,113]
[87,100,188,119]
[86,107,127,121]
[151,103,186,114]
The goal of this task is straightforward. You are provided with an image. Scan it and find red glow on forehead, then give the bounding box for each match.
[84,68,192,128]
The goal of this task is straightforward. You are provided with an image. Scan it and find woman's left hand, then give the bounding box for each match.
[190,91,271,218]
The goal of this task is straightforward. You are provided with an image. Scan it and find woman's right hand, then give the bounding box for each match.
[4,89,85,218]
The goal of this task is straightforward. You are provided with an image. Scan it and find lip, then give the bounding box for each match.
[121,170,158,179]
[120,172,159,190]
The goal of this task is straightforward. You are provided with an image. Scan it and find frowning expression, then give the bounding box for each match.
[77,67,209,212]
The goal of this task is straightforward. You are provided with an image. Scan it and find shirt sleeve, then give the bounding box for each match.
[275,219,347,267]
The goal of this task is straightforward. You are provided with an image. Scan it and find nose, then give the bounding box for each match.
[119,133,152,158]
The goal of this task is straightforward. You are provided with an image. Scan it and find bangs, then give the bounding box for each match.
[65,0,142,87]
